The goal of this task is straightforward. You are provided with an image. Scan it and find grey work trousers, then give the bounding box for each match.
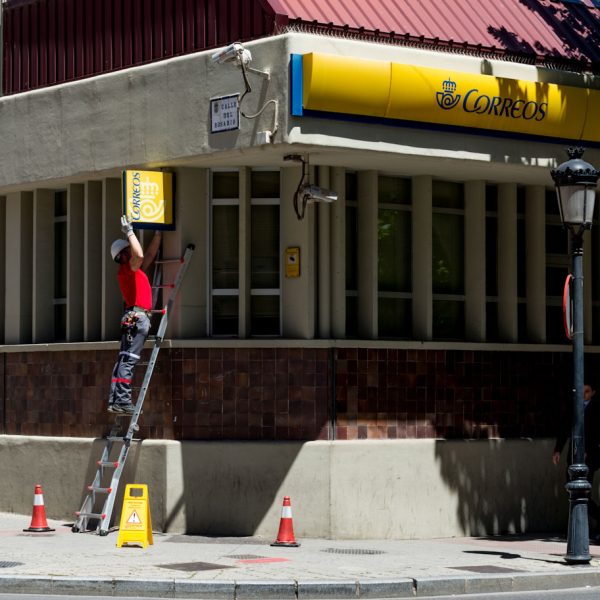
[108,311,151,407]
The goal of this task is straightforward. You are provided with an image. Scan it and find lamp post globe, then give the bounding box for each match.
[551,147,599,565]
[551,147,599,234]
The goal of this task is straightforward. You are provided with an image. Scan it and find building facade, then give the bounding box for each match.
[0,0,599,537]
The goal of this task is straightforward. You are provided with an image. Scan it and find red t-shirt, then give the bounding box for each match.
[117,262,152,311]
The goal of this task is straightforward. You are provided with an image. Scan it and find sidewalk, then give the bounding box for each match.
[1,512,600,598]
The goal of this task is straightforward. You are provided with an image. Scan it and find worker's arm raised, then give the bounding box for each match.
[121,215,144,271]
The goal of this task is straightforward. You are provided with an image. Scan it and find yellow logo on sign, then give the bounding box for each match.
[116,484,153,548]
[123,170,173,227]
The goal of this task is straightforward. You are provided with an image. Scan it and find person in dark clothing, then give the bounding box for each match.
[553,383,600,531]
[107,215,161,414]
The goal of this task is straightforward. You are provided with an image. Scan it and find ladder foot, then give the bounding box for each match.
[99,529,109,537]
[71,525,80,533]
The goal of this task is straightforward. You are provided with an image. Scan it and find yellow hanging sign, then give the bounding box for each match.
[122,170,174,229]
[116,484,154,548]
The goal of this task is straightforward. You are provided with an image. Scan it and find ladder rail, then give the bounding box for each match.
[72,244,195,535]
[98,441,131,534]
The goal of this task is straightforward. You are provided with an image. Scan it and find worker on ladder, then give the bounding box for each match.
[108,215,162,415]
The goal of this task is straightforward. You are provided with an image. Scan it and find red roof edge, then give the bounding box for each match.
[257,0,290,32]
[282,19,596,74]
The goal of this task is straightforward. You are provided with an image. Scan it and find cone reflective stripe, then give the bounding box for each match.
[271,496,300,547]
[23,485,55,532]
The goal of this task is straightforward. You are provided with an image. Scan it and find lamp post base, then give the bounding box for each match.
[565,463,591,564]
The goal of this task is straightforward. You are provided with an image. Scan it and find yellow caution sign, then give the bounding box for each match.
[116,484,153,548]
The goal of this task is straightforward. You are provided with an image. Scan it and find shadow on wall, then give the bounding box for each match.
[164,441,307,536]
[434,439,566,536]
[432,355,600,536]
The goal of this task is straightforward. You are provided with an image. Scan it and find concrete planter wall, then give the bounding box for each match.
[0,436,568,539]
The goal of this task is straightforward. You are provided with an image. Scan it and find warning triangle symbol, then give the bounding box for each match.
[127,510,142,524]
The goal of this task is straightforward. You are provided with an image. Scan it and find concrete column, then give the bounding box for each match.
[281,165,315,339]
[584,232,592,344]
[163,167,208,339]
[33,189,54,344]
[102,178,123,341]
[318,166,331,339]
[497,183,518,342]
[357,171,377,339]
[525,186,546,343]
[0,197,5,343]
[238,167,251,338]
[330,167,346,338]
[5,192,33,344]
[84,181,103,341]
[464,181,486,342]
[412,176,432,341]
[67,184,85,342]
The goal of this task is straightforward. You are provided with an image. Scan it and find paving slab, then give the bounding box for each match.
[0,512,599,598]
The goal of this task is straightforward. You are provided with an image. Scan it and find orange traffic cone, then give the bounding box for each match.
[271,496,300,547]
[23,485,55,532]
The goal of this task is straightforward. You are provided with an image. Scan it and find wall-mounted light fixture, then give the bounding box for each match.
[284,154,338,220]
[211,42,278,143]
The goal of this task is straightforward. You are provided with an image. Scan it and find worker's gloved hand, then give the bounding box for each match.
[121,215,134,236]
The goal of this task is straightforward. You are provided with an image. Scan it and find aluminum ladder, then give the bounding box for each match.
[72,243,195,536]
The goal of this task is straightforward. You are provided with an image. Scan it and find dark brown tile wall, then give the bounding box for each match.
[1,346,589,440]
[3,347,332,441]
[335,348,579,440]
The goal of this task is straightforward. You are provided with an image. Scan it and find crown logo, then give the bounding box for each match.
[436,77,461,110]
[140,179,160,201]
[442,78,457,93]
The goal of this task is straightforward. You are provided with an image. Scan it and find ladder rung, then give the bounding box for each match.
[152,284,175,289]
[150,308,166,314]
[97,461,119,468]
[88,486,112,494]
[75,511,106,519]
[106,436,124,442]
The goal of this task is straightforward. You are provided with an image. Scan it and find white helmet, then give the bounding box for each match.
[110,239,130,261]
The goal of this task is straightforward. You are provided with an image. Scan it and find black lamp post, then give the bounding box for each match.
[551,147,599,564]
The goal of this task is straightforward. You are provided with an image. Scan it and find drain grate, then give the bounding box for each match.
[226,554,266,560]
[158,561,234,572]
[322,548,385,556]
[449,565,524,574]
[0,562,23,568]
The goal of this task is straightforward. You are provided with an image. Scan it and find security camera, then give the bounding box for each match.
[301,185,338,203]
[211,43,252,66]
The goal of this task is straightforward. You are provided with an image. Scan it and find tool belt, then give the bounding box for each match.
[126,305,152,317]
[121,311,139,340]
[121,307,150,340]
